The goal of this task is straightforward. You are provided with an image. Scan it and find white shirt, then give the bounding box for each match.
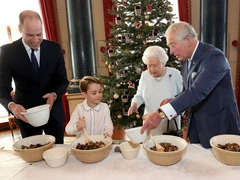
[22,39,40,66]
[65,100,113,138]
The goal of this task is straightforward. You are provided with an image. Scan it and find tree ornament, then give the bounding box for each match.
[136,34,142,39]
[118,35,126,42]
[135,66,142,74]
[123,108,128,116]
[100,46,106,53]
[121,92,128,103]
[119,67,128,77]
[128,81,135,89]
[115,16,122,25]
[108,48,115,57]
[135,5,141,15]
[108,65,112,71]
[164,1,169,7]
[116,83,121,88]
[145,14,149,20]
[125,33,132,43]
[168,6,173,12]
[117,114,122,119]
[116,73,121,80]
[113,93,119,99]
[146,4,152,14]
[135,22,141,29]
[136,114,141,119]
[149,29,158,40]
[131,16,135,22]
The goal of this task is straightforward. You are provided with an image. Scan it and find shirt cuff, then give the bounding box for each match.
[8,102,15,111]
[160,103,178,120]
[75,124,79,132]
[52,92,57,100]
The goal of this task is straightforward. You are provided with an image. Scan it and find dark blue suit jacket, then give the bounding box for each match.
[0,38,69,125]
[170,42,240,148]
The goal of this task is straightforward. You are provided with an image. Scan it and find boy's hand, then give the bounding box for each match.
[77,117,86,131]
[104,132,111,138]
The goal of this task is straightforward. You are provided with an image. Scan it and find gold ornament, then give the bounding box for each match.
[168,6,173,12]
[136,114,141,119]
[116,83,120,88]
[117,114,122,119]
[113,93,119,99]
[145,14,149,20]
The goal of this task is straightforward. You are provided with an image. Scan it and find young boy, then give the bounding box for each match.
[65,76,113,138]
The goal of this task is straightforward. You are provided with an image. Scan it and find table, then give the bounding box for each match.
[0,141,239,180]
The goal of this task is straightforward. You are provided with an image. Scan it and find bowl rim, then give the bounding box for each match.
[12,134,56,151]
[119,141,140,151]
[21,104,50,115]
[143,143,187,154]
[142,135,187,154]
[124,126,142,133]
[70,135,112,152]
[210,134,240,154]
[43,147,69,160]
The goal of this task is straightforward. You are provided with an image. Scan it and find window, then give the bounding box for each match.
[169,0,179,22]
[0,0,42,118]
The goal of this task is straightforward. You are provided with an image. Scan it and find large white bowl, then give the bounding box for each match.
[43,147,69,168]
[143,135,187,166]
[12,135,55,162]
[21,104,50,127]
[125,126,148,144]
[71,135,112,163]
[210,134,240,166]
[119,141,140,160]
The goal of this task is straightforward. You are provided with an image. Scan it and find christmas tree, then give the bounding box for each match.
[100,0,180,129]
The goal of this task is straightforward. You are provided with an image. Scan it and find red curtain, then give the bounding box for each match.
[102,0,114,40]
[178,0,191,23]
[38,0,70,124]
[38,0,61,43]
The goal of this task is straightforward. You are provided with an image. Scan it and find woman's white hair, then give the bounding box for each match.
[142,46,169,65]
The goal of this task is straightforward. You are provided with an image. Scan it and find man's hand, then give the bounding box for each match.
[128,102,138,116]
[42,93,56,110]
[9,103,28,123]
[160,98,172,106]
[141,110,162,134]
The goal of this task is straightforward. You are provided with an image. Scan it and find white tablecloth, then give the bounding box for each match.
[0,142,239,180]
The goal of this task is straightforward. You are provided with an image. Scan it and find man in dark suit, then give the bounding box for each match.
[0,10,69,144]
[141,21,240,148]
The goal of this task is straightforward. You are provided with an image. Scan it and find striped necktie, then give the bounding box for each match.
[31,48,39,77]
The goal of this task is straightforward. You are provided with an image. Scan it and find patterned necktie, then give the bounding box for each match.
[31,48,39,77]
[188,59,192,71]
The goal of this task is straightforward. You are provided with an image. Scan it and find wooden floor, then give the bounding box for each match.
[0,129,21,149]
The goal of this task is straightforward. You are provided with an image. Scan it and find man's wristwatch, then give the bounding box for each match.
[157,108,166,119]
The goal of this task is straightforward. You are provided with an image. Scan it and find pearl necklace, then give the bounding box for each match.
[154,67,166,82]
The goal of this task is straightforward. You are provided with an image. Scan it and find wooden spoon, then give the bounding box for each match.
[83,128,91,144]
[150,134,164,152]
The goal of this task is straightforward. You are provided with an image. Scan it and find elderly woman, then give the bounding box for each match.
[128,46,183,135]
